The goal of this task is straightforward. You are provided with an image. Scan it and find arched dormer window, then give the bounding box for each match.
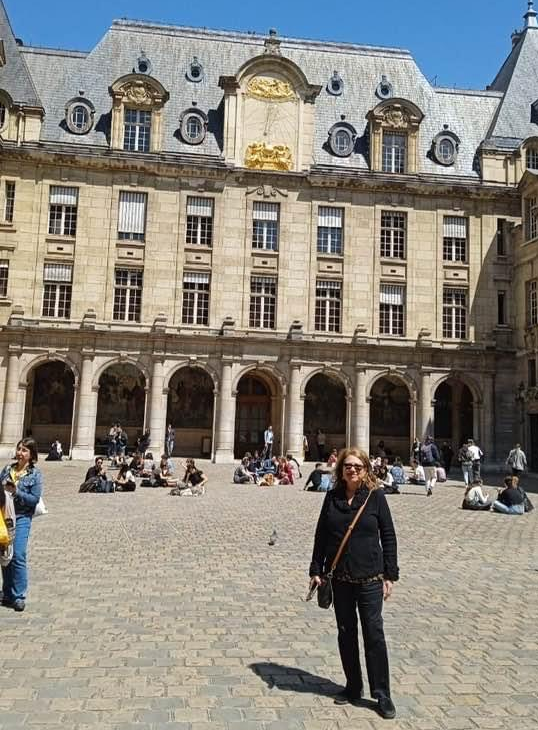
[367,98,424,174]
[0,89,13,136]
[65,96,95,135]
[108,74,169,153]
[523,137,538,171]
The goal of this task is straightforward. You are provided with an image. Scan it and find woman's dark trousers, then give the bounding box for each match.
[332,579,390,699]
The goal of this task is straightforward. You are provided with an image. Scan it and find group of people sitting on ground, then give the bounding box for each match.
[462,475,534,514]
[79,451,207,496]
[233,452,302,486]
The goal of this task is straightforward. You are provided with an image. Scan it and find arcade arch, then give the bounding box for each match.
[166,366,215,457]
[95,363,146,451]
[434,377,474,449]
[369,374,412,460]
[303,372,347,458]
[234,370,282,457]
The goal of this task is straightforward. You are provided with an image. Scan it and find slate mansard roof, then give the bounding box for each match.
[0,1,41,107]
[6,11,512,178]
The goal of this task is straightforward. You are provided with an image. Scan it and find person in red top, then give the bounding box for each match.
[276,457,294,485]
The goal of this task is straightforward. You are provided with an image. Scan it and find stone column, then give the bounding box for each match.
[409,397,417,458]
[481,375,495,462]
[352,367,369,451]
[148,358,166,457]
[420,371,434,439]
[285,363,304,459]
[345,396,352,448]
[71,352,98,460]
[0,346,23,458]
[214,359,235,463]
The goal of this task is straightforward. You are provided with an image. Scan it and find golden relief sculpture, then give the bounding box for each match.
[245,142,293,171]
[246,77,295,101]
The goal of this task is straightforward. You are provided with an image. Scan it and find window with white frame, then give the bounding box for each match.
[382,133,406,173]
[527,280,538,326]
[379,284,405,336]
[380,212,406,258]
[48,186,78,236]
[252,202,279,251]
[443,216,468,262]
[42,263,73,319]
[182,271,210,325]
[0,259,9,297]
[526,197,538,241]
[186,197,213,246]
[443,287,467,339]
[123,108,151,152]
[249,276,276,329]
[4,181,15,223]
[118,191,147,241]
[317,207,343,255]
[526,148,538,171]
[113,269,143,322]
[315,279,341,332]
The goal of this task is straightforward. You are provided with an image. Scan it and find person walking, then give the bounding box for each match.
[263,425,274,459]
[466,439,483,482]
[0,437,43,612]
[441,442,454,473]
[316,428,326,461]
[506,443,527,478]
[309,448,398,719]
[165,424,175,458]
[458,441,474,487]
[420,435,440,496]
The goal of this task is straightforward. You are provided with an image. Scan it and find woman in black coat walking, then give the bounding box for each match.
[309,447,399,719]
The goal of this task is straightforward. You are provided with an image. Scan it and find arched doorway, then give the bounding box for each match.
[369,376,410,460]
[95,363,146,452]
[434,379,474,449]
[23,360,75,453]
[166,367,214,457]
[304,373,347,459]
[234,372,279,458]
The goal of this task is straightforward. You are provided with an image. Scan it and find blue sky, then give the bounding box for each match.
[5,0,529,89]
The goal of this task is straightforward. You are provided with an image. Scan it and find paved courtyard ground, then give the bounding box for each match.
[1,460,537,730]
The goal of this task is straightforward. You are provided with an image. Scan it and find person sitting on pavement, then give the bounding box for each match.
[234,458,256,484]
[435,463,447,483]
[377,464,400,495]
[176,463,207,495]
[258,472,279,487]
[154,454,178,488]
[113,462,136,492]
[276,457,294,485]
[140,452,156,478]
[389,457,407,488]
[304,463,332,492]
[492,476,525,515]
[461,480,492,511]
[45,439,63,461]
[408,459,426,486]
[128,452,143,476]
[327,448,338,467]
[286,453,302,481]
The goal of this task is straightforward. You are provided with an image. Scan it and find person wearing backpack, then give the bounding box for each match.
[457,442,474,487]
[420,436,440,496]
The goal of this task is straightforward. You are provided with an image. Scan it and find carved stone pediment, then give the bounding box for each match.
[109,74,169,109]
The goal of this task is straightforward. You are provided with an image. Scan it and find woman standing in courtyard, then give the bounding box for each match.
[0,437,43,612]
[309,448,398,719]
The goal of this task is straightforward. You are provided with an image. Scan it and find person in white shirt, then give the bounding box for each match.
[409,459,425,485]
[263,426,274,459]
[466,439,483,482]
[462,480,491,511]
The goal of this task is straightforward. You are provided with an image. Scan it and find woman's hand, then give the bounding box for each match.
[383,580,394,601]
[4,482,16,494]
[310,575,322,588]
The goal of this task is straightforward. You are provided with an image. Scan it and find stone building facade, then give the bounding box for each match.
[1,1,537,463]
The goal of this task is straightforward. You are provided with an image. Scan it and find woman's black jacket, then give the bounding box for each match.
[309,485,399,582]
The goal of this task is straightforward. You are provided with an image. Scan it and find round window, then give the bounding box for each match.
[0,103,6,130]
[186,58,204,83]
[71,105,89,131]
[433,132,459,166]
[328,124,355,157]
[180,110,207,145]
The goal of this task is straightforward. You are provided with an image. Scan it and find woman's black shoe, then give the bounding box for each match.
[377,695,396,719]
[333,688,363,705]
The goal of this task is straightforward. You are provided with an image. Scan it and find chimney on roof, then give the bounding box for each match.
[525,0,538,28]
[512,29,523,47]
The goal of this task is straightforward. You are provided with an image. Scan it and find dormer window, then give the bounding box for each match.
[65,97,95,135]
[376,75,393,100]
[432,128,460,166]
[186,57,204,83]
[327,121,356,157]
[0,102,6,131]
[136,53,152,75]
[124,109,151,152]
[527,147,538,171]
[327,71,343,96]
[367,99,424,174]
[179,108,208,145]
[109,75,169,153]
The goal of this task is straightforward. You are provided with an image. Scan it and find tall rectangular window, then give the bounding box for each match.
[4,181,15,223]
[48,186,78,236]
[118,191,147,241]
[380,212,406,259]
[443,288,467,339]
[252,202,279,251]
[496,218,506,257]
[526,197,538,241]
[113,269,143,322]
[42,263,72,318]
[0,259,9,297]
[379,284,405,336]
[186,197,213,246]
[526,148,538,170]
[249,276,276,329]
[317,207,343,255]
[382,133,406,173]
[123,108,151,152]
[443,216,468,262]
[527,280,538,326]
[315,279,341,332]
[182,271,210,325]
[528,358,536,387]
[497,290,507,326]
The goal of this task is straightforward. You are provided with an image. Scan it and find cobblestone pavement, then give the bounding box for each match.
[1,461,537,730]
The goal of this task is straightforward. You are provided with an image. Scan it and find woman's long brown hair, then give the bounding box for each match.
[334,447,378,491]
